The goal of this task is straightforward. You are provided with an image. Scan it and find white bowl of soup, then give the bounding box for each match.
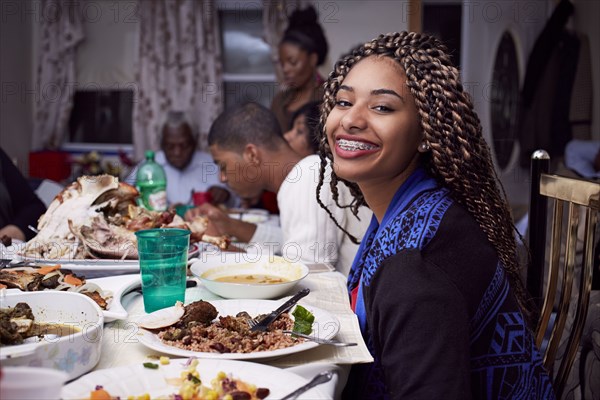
[0,291,104,380]
[190,254,309,299]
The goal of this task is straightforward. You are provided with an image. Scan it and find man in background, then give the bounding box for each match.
[126,111,233,206]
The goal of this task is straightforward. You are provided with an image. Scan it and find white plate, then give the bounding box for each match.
[228,208,270,223]
[62,358,330,399]
[14,243,201,272]
[87,274,141,322]
[136,299,340,360]
[1,274,139,323]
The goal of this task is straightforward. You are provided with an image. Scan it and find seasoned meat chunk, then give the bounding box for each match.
[180,300,218,326]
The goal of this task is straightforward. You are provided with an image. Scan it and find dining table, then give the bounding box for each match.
[81,262,374,399]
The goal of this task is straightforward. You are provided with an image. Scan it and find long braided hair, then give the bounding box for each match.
[316,31,533,323]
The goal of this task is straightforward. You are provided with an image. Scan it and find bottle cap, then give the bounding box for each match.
[145,150,155,160]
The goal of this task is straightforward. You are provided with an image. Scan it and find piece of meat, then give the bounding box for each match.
[81,291,108,310]
[0,270,43,291]
[181,300,218,326]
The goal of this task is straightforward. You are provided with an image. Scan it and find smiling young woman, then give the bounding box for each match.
[317,32,555,399]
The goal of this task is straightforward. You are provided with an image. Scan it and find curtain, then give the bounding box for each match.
[133,0,223,159]
[262,0,303,83]
[33,0,84,150]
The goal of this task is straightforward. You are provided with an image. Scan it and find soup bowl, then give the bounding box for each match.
[190,253,309,299]
[0,291,104,380]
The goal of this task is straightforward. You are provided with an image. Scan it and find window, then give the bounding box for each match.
[219,6,276,109]
[68,90,133,144]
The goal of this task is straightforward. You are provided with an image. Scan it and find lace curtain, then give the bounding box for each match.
[133,0,223,159]
[33,0,84,150]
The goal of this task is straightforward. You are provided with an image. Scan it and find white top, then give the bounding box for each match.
[126,151,231,205]
[251,154,371,275]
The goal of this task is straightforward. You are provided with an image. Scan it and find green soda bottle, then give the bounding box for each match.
[136,150,167,211]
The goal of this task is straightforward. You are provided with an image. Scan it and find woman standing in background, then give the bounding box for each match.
[271,5,328,133]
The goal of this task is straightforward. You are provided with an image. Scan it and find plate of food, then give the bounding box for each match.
[62,358,330,399]
[0,264,137,322]
[0,291,104,380]
[16,242,201,268]
[134,299,340,361]
[17,174,229,265]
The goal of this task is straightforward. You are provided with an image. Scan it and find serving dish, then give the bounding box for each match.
[0,367,68,400]
[0,291,104,380]
[190,253,309,299]
[16,242,200,267]
[135,298,340,360]
[62,358,330,399]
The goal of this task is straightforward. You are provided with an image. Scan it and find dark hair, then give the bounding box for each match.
[281,5,328,66]
[208,103,284,152]
[290,101,321,154]
[317,32,533,324]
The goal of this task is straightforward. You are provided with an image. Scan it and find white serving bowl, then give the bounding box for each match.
[0,291,104,380]
[0,367,69,400]
[190,253,309,299]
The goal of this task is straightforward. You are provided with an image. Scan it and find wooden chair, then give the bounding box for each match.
[527,149,600,398]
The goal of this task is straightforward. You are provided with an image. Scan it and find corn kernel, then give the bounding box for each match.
[217,371,227,380]
[159,356,170,365]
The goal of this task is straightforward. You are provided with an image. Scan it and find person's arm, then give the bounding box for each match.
[207,186,230,205]
[185,203,257,242]
[0,149,46,241]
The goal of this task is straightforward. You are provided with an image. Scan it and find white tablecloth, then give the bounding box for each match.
[91,271,372,399]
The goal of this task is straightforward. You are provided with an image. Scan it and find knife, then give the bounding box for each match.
[250,288,310,332]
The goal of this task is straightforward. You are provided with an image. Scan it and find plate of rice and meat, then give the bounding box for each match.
[134,299,340,360]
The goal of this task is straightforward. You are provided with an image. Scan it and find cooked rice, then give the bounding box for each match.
[158,313,305,353]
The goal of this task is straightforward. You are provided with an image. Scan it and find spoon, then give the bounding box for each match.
[283,330,357,347]
[280,370,334,400]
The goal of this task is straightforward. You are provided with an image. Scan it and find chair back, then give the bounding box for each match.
[528,150,599,398]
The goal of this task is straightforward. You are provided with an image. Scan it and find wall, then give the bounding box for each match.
[0,0,34,173]
[572,0,600,139]
[461,0,549,209]
[312,0,410,77]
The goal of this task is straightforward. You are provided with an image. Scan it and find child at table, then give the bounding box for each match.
[317,32,555,399]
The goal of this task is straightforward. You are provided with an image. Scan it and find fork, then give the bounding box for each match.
[247,288,310,331]
[283,330,357,347]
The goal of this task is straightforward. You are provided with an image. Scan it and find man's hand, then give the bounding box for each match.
[185,203,257,242]
[208,186,230,205]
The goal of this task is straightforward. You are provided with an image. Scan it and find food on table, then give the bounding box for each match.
[0,302,79,345]
[214,274,288,284]
[87,358,270,400]
[139,300,313,354]
[0,264,110,309]
[20,175,230,260]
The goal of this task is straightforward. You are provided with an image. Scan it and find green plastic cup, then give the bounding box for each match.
[135,228,191,313]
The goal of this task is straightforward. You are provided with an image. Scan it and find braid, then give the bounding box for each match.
[317,32,533,324]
